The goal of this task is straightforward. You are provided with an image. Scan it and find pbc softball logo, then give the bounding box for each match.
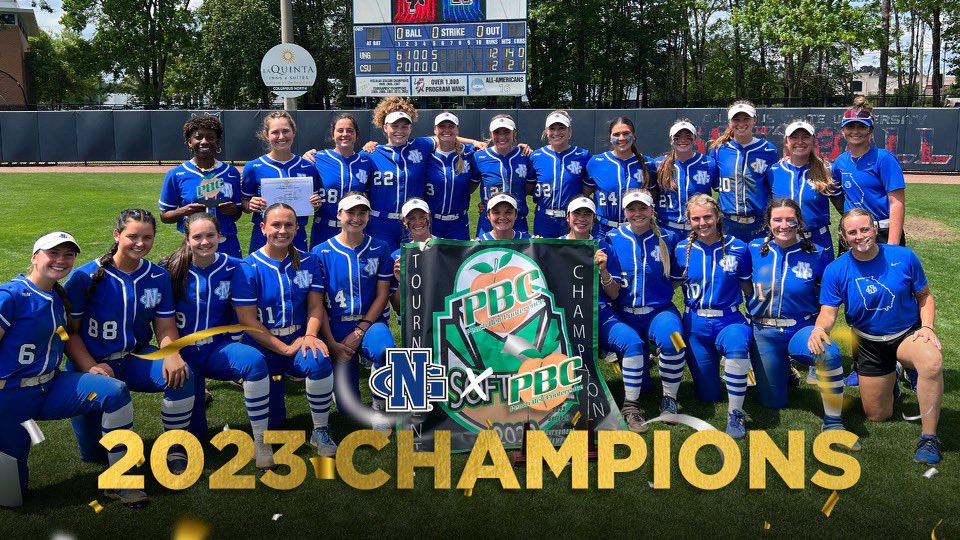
[369,349,447,412]
[196,174,230,200]
[140,288,161,309]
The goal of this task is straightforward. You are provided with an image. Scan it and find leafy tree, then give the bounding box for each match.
[25,30,105,107]
[61,0,196,108]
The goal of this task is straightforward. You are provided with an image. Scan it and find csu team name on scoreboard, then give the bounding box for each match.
[353,0,527,97]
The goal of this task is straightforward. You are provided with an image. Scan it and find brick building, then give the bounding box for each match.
[0,0,39,106]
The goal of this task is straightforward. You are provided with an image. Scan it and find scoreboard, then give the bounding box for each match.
[353,0,527,97]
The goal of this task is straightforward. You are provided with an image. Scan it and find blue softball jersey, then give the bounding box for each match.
[313,150,373,225]
[231,249,324,330]
[710,139,778,219]
[472,147,534,218]
[603,227,681,310]
[675,235,752,310]
[0,276,68,379]
[747,241,831,319]
[584,151,650,226]
[312,235,393,319]
[649,153,719,224]
[366,137,434,217]
[159,161,242,236]
[241,155,320,230]
[529,146,591,217]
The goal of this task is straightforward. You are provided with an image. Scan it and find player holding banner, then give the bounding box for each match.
[709,101,778,242]
[599,190,687,430]
[529,110,592,237]
[0,233,138,505]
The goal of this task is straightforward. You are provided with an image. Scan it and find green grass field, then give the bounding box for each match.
[0,173,956,539]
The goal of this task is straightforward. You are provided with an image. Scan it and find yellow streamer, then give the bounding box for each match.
[484,419,493,429]
[131,325,263,359]
[55,326,69,342]
[88,500,103,513]
[932,519,943,540]
[311,456,336,480]
[670,331,686,351]
[821,491,839,517]
[763,522,771,530]
[572,411,582,426]
[173,518,211,540]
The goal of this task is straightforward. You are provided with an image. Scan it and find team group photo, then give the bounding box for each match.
[0,0,958,537]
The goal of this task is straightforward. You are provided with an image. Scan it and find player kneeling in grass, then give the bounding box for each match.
[809,208,943,464]
[162,213,275,469]
[312,193,395,433]
[0,233,138,506]
[748,199,858,449]
[232,203,337,457]
[64,210,194,500]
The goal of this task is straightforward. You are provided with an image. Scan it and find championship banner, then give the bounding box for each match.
[399,239,623,452]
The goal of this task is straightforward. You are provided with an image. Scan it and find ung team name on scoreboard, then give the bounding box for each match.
[353,0,527,97]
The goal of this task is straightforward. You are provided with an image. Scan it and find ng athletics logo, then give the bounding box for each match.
[856,277,895,311]
[363,257,379,276]
[408,149,424,164]
[515,164,528,178]
[214,281,231,301]
[792,262,813,280]
[369,349,447,412]
[750,158,768,174]
[566,161,583,175]
[719,254,738,273]
[293,270,312,289]
[356,169,368,184]
[140,288,161,309]
[692,170,710,185]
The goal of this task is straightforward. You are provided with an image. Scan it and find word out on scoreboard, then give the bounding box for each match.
[353,0,527,97]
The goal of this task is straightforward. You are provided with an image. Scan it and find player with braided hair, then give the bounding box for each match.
[675,195,754,439]
[747,199,857,446]
[160,115,243,257]
[64,209,195,479]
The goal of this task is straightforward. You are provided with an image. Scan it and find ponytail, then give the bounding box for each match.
[52,282,74,334]
[650,219,672,279]
[454,141,466,175]
[708,126,735,151]
[88,242,119,298]
[656,153,677,192]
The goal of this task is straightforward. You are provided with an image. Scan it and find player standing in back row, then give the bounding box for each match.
[709,101,778,242]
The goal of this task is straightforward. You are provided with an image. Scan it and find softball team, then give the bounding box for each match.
[8,102,943,505]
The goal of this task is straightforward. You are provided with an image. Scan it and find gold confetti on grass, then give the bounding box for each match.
[821,491,839,517]
[172,518,211,540]
[310,456,335,480]
[88,500,103,513]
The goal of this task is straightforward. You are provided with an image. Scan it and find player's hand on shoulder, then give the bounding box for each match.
[162,354,189,389]
[474,141,488,150]
[89,363,115,378]
[303,148,318,163]
[362,141,379,153]
[518,143,532,156]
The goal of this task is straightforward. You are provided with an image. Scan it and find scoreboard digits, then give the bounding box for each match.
[354,0,527,97]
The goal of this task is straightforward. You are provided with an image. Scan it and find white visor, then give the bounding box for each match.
[338,193,371,212]
[669,121,697,139]
[401,198,430,217]
[33,231,81,254]
[545,113,571,128]
[727,103,757,120]
[489,117,516,133]
[785,121,816,138]
[384,111,412,125]
[434,112,459,126]
[622,191,654,208]
[566,196,596,214]
[487,192,518,210]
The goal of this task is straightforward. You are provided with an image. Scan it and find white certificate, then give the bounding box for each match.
[261,176,314,217]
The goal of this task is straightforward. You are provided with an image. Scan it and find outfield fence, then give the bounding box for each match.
[0,108,957,172]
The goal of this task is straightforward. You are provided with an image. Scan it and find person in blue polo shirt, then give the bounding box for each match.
[831,96,909,388]
[809,208,943,465]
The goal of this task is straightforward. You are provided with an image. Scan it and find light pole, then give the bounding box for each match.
[280,0,297,111]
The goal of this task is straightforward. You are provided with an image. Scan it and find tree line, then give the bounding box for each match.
[25,0,958,109]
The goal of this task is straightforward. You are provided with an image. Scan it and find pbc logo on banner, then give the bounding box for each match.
[369,349,448,412]
[507,356,583,406]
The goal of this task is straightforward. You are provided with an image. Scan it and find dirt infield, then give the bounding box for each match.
[1,165,959,183]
